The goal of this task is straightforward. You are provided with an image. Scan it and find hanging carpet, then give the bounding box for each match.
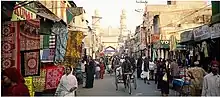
[45,66,64,90]
[33,69,46,92]
[21,50,40,77]
[1,22,17,69]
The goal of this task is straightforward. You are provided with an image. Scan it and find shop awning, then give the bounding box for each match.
[66,7,84,24]
[180,30,194,43]
[35,2,61,22]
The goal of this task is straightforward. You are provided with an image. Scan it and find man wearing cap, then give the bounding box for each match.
[202,60,220,96]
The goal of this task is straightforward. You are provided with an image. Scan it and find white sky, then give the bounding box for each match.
[73,0,167,33]
[72,0,210,33]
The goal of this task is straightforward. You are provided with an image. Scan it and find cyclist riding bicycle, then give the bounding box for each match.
[122,56,133,88]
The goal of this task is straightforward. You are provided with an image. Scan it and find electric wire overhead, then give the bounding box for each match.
[160,4,211,29]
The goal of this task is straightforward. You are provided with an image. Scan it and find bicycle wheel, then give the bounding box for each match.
[127,75,132,95]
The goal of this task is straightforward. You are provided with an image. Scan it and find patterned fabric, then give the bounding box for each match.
[24,76,34,96]
[1,22,17,69]
[49,34,56,49]
[20,20,40,51]
[40,35,44,49]
[65,31,83,67]
[51,23,68,63]
[45,66,64,90]
[41,49,55,62]
[21,50,40,76]
[43,35,50,49]
[33,69,46,92]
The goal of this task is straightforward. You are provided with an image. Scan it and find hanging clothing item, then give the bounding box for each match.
[52,23,68,63]
[158,49,161,59]
[161,49,164,59]
[202,41,209,58]
[165,50,169,60]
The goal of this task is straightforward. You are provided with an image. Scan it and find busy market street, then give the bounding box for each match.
[77,74,177,96]
[1,0,220,96]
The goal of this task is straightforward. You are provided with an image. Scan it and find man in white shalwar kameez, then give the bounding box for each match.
[55,66,78,97]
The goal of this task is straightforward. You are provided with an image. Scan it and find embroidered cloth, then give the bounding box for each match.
[45,66,64,89]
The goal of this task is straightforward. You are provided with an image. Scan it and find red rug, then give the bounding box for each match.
[22,50,40,76]
[1,22,16,69]
[20,20,40,51]
[45,66,64,90]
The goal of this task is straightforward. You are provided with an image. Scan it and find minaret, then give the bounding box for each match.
[119,9,127,44]
[92,9,101,35]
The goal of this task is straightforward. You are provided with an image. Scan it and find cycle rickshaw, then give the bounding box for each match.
[114,66,137,95]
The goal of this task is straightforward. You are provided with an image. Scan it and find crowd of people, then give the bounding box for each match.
[1,54,219,96]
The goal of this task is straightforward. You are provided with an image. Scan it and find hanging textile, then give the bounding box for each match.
[165,50,169,60]
[43,35,50,49]
[24,76,34,96]
[52,23,68,63]
[41,49,55,62]
[20,20,40,51]
[49,34,56,48]
[161,49,164,59]
[45,66,64,90]
[40,35,44,49]
[202,41,209,58]
[1,22,17,69]
[21,50,40,77]
[65,31,83,67]
[158,49,161,60]
[33,69,46,92]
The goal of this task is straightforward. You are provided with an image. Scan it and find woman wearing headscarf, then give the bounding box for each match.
[55,66,78,96]
[84,56,95,88]
[2,67,30,96]
[100,58,105,79]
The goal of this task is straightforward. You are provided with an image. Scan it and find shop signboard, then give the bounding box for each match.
[211,23,220,39]
[193,25,211,41]
[160,40,170,48]
[151,34,160,43]
[11,2,37,21]
[180,30,193,43]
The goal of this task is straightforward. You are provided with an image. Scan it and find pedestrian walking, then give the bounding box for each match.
[84,56,95,88]
[100,58,105,79]
[142,56,150,84]
[2,67,30,96]
[170,59,180,80]
[202,60,220,96]
[95,63,101,79]
[55,66,78,96]
[160,60,170,96]
[137,56,143,79]
[149,59,156,80]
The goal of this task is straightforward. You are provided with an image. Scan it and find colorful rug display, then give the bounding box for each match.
[41,49,55,62]
[45,66,64,90]
[33,69,46,92]
[20,20,40,51]
[51,23,68,63]
[1,22,17,69]
[65,31,83,67]
[21,50,40,76]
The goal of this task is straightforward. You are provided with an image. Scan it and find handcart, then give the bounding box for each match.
[172,78,191,96]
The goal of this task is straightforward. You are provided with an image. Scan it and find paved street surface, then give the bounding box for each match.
[76,74,175,96]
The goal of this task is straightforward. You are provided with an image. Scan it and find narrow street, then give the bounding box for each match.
[76,74,175,96]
